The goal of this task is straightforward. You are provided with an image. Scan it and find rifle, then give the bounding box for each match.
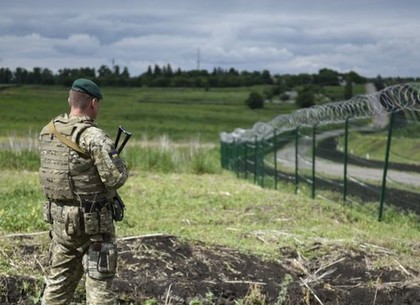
[115,125,132,154]
[112,125,132,221]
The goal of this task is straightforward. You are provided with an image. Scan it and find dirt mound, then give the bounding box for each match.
[114,235,420,305]
[1,234,419,304]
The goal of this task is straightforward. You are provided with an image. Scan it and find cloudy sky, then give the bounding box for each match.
[1,0,419,78]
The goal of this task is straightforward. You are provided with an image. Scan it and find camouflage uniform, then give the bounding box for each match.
[39,114,129,305]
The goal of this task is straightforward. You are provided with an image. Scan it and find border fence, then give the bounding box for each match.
[220,83,420,221]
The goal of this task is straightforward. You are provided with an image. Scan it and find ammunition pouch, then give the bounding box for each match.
[84,240,117,280]
[82,201,114,235]
[111,193,125,222]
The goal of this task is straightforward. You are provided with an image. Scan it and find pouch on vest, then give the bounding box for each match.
[99,206,113,233]
[83,212,100,235]
[85,241,117,280]
[111,193,125,222]
[64,206,82,236]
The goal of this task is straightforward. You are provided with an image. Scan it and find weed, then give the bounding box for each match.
[143,298,158,305]
[276,274,293,305]
[241,284,266,305]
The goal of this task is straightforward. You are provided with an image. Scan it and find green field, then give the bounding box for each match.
[1,85,420,303]
[0,85,295,142]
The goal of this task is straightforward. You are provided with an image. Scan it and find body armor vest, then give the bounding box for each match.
[39,115,108,202]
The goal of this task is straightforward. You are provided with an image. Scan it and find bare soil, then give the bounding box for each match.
[1,234,420,305]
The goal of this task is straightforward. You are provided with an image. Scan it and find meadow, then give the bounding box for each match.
[1,84,419,249]
[1,85,420,304]
[0,85,294,142]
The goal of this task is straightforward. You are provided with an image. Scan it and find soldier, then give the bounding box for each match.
[39,78,129,304]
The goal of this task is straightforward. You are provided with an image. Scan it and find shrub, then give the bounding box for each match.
[245,91,264,109]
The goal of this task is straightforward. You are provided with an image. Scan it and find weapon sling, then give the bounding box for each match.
[47,120,89,157]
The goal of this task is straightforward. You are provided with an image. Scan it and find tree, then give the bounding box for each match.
[296,86,315,108]
[344,77,353,100]
[0,68,13,83]
[316,68,339,86]
[41,68,55,84]
[373,75,385,91]
[261,70,273,84]
[345,71,366,84]
[245,91,264,109]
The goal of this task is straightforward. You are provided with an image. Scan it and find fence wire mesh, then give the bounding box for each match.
[220,83,420,220]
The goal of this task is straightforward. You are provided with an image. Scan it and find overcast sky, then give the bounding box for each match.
[1,0,419,78]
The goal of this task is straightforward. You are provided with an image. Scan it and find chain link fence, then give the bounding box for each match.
[220,83,420,220]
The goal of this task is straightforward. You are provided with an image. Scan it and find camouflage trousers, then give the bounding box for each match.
[42,204,117,305]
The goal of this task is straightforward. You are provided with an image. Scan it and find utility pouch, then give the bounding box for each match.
[64,206,82,236]
[99,206,113,233]
[111,193,125,222]
[43,201,53,224]
[83,212,100,235]
[85,241,117,280]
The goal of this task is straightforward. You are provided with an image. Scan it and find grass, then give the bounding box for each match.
[337,130,420,165]
[322,84,367,101]
[1,84,420,302]
[0,85,295,142]
[1,165,419,269]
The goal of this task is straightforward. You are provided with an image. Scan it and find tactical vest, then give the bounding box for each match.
[39,115,109,202]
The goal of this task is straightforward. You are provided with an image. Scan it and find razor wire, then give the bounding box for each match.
[220,83,420,143]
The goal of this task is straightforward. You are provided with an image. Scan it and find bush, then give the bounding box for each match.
[296,86,315,108]
[245,91,264,109]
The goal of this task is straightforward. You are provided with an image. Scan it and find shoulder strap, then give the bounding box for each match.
[47,120,89,157]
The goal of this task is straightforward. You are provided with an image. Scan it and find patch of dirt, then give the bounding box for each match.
[1,234,419,304]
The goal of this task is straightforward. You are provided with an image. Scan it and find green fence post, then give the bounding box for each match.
[260,139,265,188]
[343,117,349,202]
[312,124,317,199]
[254,136,258,184]
[239,142,244,178]
[226,143,230,170]
[378,112,395,221]
[244,142,248,180]
[228,143,234,171]
[235,140,239,178]
[220,140,225,169]
[295,126,299,194]
[273,131,278,190]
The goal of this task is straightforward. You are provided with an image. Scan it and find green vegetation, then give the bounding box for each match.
[1,84,420,303]
[1,166,420,268]
[337,127,420,165]
[0,85,294,142]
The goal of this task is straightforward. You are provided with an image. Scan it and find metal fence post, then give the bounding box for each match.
[343,117,349,202]
[220,140,225,169]
[260,139,265,188]
[244,142,248,179]
[254,136,258,184]
[312,124,317,199]
[273,131,278,190]
[378,112,395,221]
[235,140,239,178]
[295,127,299,194]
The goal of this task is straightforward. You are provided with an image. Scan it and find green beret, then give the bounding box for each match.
[71,78,103,100]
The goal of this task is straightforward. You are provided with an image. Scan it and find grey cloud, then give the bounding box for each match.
[1,0,420,77]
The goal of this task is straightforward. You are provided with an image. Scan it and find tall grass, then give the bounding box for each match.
[124,136,221,174]
[0,135,221,174]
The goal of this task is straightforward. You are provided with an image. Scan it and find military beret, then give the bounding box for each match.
[71,78,103,100]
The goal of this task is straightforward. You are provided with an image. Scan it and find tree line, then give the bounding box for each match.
[0,64,418,89]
